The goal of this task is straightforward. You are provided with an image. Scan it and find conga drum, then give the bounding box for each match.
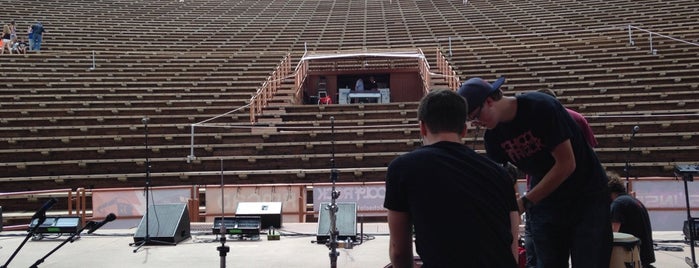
[609,232,641,268]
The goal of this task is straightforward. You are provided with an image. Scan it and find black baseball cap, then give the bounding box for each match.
[456,77,506,114]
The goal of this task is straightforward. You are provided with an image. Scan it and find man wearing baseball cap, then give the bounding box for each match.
[457,77,612,268]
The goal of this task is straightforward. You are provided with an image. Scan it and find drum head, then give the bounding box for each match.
[613,232,640,246]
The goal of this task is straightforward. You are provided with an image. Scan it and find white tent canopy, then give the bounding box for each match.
[300,49,426,62]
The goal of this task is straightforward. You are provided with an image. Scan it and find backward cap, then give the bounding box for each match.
[456,77,506,114]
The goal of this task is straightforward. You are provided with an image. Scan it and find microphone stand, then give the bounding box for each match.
[130,117,173,252]
[682,171,698,268]
[325,116,341,268]
[29,221,94,268]
[624,127,638,188]
[216,158,229,268]
[1,215,48,268]
[471,125,481,151]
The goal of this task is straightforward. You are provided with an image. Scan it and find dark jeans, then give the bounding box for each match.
[524,213,537,268]
[528,194,612,268]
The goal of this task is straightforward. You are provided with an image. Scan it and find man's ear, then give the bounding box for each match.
[460,124,468,137]
[483,97,492,108]
[419,121,427,137]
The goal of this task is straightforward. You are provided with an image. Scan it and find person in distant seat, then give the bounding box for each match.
[365,76,379,103]
[27,24,34,51]
[31,21,45,51]
[9,21,16,42]
[12,37,28,54]
[355,77,364,91]
[2,22,12,55]
[353,77,365,103]
[367,76,378,90]
[608,172,655,268]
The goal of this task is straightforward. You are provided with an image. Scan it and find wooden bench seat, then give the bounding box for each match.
[258,108,417,122]
[594,131,697,147]
[0,138,422,175]
[0,126,423,151]
[0,167,391,191]
[0,122,233,138]
[587,117,699,134]
[2,0,699,192]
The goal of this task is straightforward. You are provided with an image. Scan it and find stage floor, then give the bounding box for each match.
[0,223,695,267]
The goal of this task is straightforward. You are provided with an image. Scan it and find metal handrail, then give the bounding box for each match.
[628,25,699,54]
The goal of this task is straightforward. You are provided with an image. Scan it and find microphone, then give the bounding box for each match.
[87,213,117,234]
[142,117,149,124]
[31,198,57,220]
[632,125,640,135]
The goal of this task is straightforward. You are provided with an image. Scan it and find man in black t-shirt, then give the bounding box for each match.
[384,89,519,268]
[367,76,378,90]
[608,172,655,268]
[458,77,612,267]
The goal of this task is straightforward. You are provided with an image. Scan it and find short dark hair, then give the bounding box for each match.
[537,88,557,98]
[417,89,468,135]
[489,89,504,102]
[607,171,627,194]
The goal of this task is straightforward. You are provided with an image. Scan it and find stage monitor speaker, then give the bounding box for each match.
[133,203,190,244]
[236,202,282,229]
[316,202,357,243]
[684,218,699,241]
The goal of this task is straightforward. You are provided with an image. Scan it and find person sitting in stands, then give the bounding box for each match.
[12,37,28,54]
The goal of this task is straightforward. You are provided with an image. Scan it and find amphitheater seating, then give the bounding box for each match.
[1,0,698,226]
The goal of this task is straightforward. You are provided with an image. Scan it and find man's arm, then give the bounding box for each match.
[509,211,521,264]
[518,139,576,211]
[387,210,413,268]
[611,221,621,232]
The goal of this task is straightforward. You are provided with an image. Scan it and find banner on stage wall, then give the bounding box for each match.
[632,180,699,209]
[204,185,305,223]
[312,184,387,215]
[92,187,192,219]
[627,179,699,231]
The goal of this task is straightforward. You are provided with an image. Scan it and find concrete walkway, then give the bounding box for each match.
[0,223,694,267]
